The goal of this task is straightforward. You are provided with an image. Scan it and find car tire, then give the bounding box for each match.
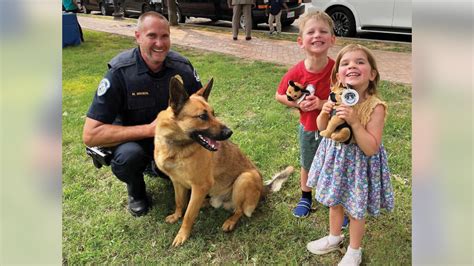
[100,3,111,16]
[153,4,163,13]
[82,5,90,14]
[282,18,295,27]
[327,6,356,37]
[177,8,185,23]
[142,3,152,13]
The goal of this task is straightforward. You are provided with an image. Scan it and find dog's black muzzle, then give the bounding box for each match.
[190,126,233,152]
[218,126,233,140]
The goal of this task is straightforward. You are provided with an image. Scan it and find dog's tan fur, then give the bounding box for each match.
[154,76,293,247]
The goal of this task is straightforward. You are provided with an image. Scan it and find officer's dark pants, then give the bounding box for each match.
[110,140,154,199]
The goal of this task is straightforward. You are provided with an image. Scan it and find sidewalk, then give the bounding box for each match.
[78,16,411,84]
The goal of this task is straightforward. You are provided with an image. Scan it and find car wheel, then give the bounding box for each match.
[327,7,356,37]
[100,3,108,16]
[153,4,163,13]
[177,8,185,23]
[142,3,152,13]
[82,5,90,14]
[282,18,295,27]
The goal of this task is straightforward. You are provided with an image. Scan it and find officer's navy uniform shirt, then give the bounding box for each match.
[87,47,202,128]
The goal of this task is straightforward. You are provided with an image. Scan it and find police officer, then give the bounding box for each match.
[83,11,202,217]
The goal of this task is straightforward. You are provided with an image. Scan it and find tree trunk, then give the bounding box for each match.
[112,0,124,20]
[167,0,178,26]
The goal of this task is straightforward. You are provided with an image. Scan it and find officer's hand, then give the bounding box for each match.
[148,117,158,137]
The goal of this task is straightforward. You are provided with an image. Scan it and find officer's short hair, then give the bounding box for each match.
[137,11,169,31]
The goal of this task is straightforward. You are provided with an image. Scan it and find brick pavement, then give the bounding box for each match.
[78,16,411,84]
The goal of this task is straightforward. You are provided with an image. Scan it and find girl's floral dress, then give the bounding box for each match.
[307,95,394,219]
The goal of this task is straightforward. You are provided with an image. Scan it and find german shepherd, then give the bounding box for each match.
[154,75,293,247]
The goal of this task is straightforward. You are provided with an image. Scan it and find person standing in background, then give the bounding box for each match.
[228,0,255,41]
[62,0,84,42]
[62,0,80,13]
[266,0,288,35]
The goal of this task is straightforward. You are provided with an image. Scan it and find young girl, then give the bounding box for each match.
[305,44,394,265]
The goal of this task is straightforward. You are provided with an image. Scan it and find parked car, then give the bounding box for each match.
[311,0,411,37]
[121,0,157,17]
[81,0,115,16]
[149,0,306,29]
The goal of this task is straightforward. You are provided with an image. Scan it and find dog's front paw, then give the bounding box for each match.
[222,219,237,232]
[165,213,181,224]
[172,230,190,247]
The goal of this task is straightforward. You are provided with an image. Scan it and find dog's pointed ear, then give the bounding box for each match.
[169,75,189,116]
[196,78,213,101]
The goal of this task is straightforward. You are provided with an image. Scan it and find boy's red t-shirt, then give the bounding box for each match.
[277,58,334,131]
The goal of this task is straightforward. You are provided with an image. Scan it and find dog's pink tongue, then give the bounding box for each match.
[209,139,219,150]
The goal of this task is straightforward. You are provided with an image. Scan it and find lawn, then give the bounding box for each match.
[62,30,411,264]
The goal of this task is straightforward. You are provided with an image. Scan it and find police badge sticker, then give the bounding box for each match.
[97,78,110,97]
[193,68,200,83]
[341,88,359,106]
[341,84,359,106]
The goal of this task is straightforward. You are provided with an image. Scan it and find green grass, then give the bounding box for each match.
[78,13,412,53]
[63,30,411,264]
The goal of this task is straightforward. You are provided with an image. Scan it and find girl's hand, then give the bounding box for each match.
[321,100,335,115]
[300,95,322,112]
[335,105,360,126]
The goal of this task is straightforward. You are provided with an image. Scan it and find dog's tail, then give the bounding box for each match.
[262,166,294,198]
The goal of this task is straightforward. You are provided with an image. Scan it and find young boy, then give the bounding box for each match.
[275,10,336,218]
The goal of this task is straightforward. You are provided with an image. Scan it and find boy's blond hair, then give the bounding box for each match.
[298,9,335,36]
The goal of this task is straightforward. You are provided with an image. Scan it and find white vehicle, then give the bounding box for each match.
[311,0,411,37]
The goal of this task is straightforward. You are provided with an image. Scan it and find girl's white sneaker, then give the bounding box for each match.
[338,247,362,266]
[306,235,345,255]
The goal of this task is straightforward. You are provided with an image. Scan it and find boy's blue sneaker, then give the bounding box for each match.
[293,197,312,218]
[342,215,349,230]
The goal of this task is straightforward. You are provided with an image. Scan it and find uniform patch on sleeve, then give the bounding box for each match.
[193,69,200,83]
[97,78,110,96]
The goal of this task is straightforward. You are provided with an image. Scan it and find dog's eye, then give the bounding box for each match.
[197,113,209,121]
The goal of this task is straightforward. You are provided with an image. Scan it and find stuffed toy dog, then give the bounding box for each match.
[286,80,315,104]
[319,84,359,144]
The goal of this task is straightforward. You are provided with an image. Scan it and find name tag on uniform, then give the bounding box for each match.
[131,91,150,96]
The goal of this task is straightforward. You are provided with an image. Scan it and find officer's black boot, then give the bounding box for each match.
[127,195,149,217]
[109,141,154,217]
[126,184,149,217]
